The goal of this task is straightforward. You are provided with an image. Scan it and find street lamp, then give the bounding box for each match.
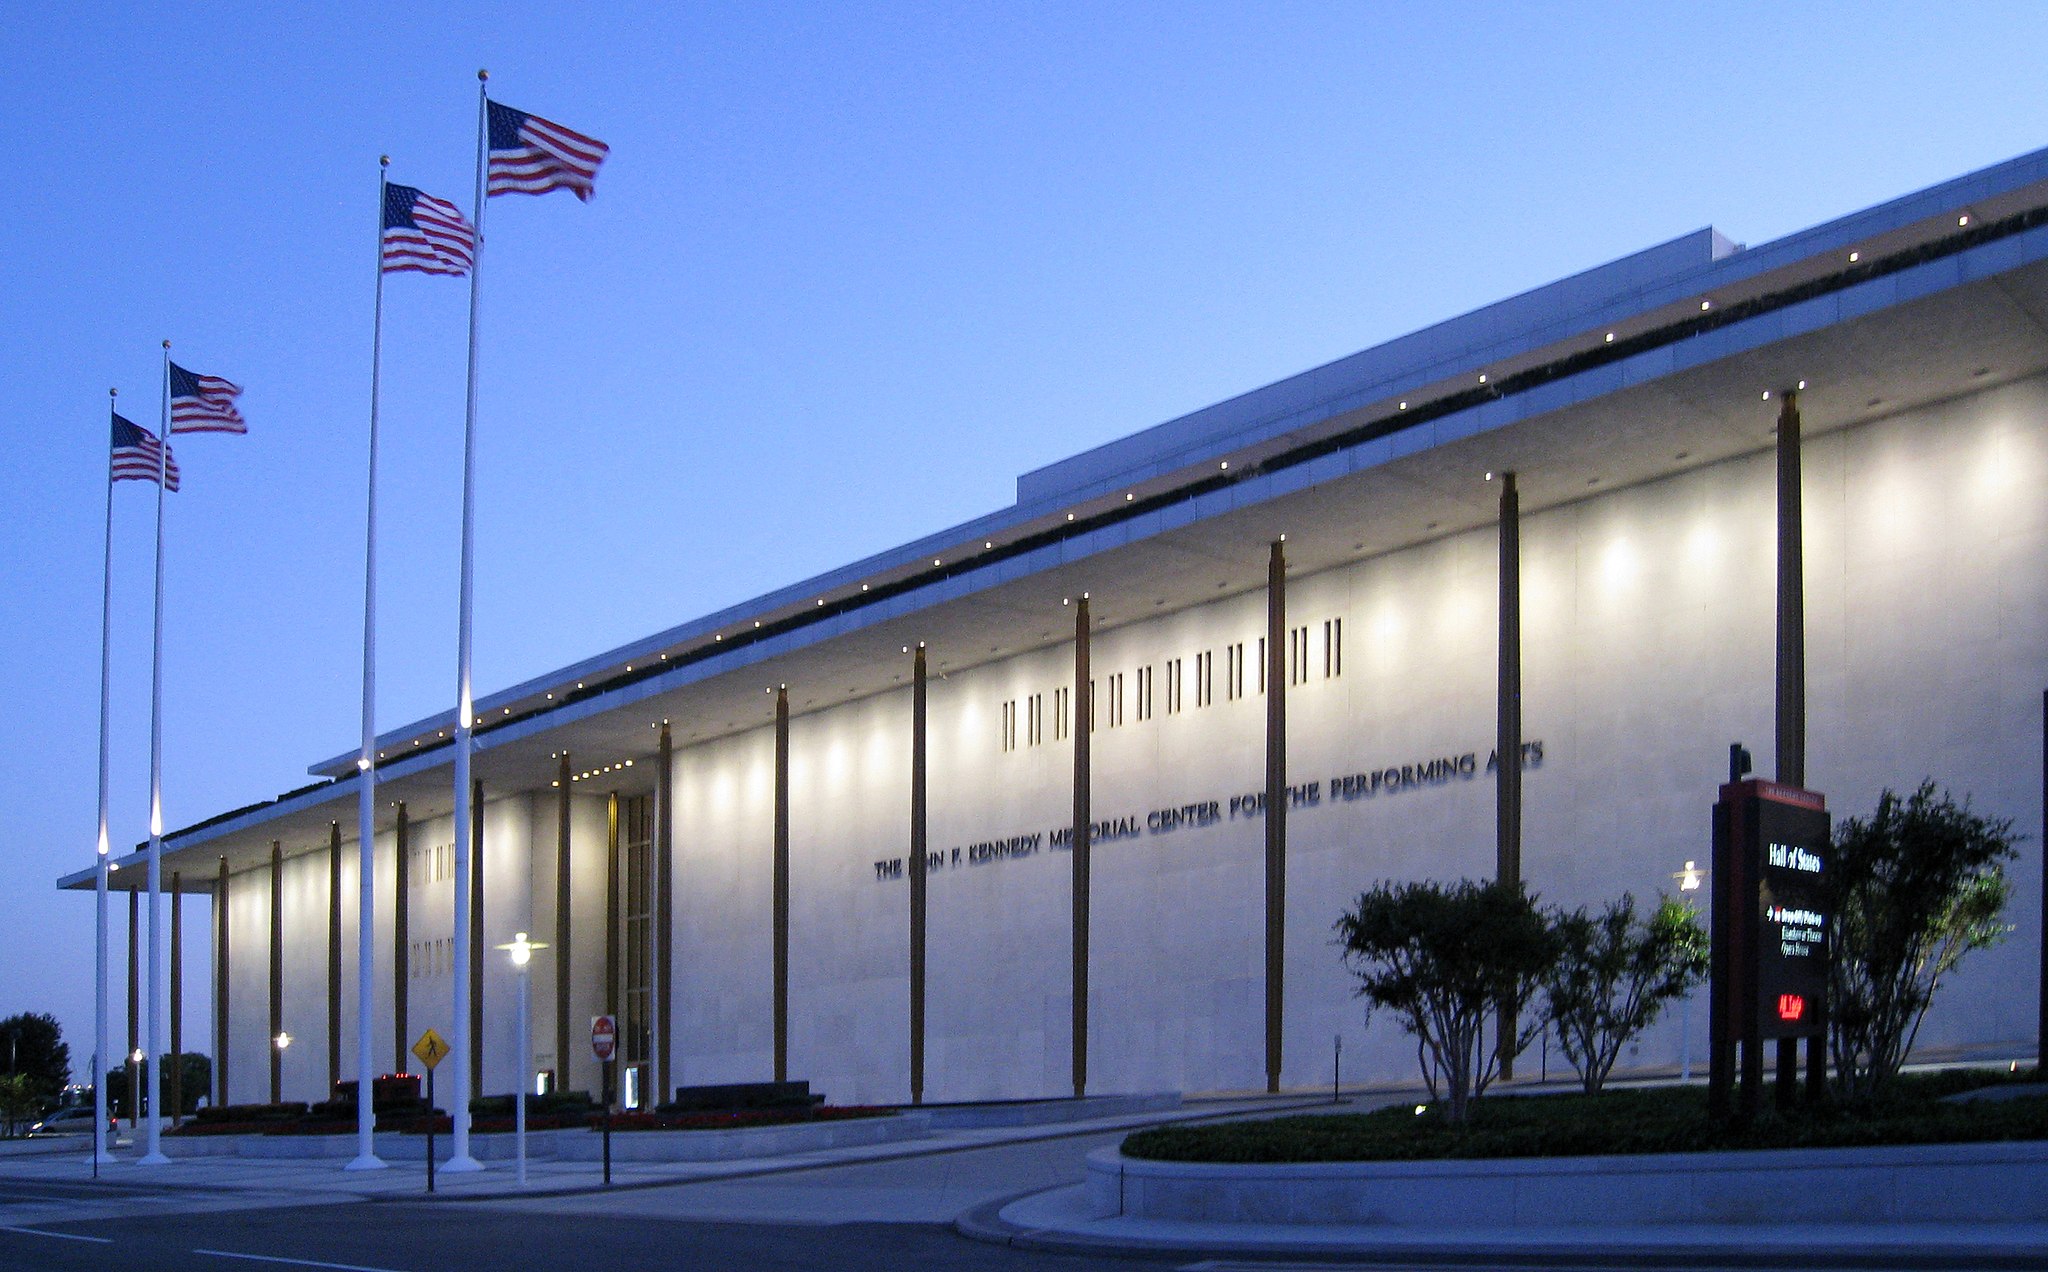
[495,932,547,1187]
[1672,861,1707,1080]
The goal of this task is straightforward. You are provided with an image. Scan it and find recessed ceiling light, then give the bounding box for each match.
[1797,380,1806,390]
[861,583,870,591]
[1398,400,1407,410]
[1604,332,1615,342]
[1848,251,1860,263]
[1219,461,1229,470]
[1067,512,1076,520]
[1959,214,1971,227]
[1700,299,1712,311]
[1478,373,1488,384]
[933,558,941,566]
[1761,390,1772,401]
[984,541,992,548]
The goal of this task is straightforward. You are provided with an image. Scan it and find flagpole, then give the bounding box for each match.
[139,344,171,1167]
[93,388,119,1176]
[445,69,490,1175]
[348,159,393,1172]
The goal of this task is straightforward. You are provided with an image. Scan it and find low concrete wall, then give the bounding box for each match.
[554,1113,926,1162]
[920,1093,1180,1130]
[162,1129,575,1161]
[1087,1140,2048,1227]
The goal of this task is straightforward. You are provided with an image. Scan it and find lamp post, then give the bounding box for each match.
[1673,860,1706,1080]
[495,932,546,1187]
[273,1031,291,1098]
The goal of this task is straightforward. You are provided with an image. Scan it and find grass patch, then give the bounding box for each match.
[1122,1067,2047,1163]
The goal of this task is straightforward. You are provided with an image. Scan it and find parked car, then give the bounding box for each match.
[28,1106,114,1137]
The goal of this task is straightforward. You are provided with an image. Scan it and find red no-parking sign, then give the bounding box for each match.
[591,1014,618,1062]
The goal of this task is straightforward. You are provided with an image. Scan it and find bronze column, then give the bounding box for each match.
[126,888,141,1114]
[170,872,183,1124]
[469,781,484,1095]
[1776,390,1805,788]
[1497,471,1523,1079]
[392,802,409,1073]
[215,856,229,1106]
[126,888,138,1123]
[909,644,928,1105]
[269,840,282,1104]
[556,753,573,1095]
[1264,541,1287,1094]
[605,793,621,1030]
[1774,391,1811,1094]
[773,689,790,1083]
[656,723,674,1105]
[328,821,341,1095]
[1071,598,1091,1098]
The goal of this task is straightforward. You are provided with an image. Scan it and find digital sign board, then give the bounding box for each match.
[1709,777,1831,1116]
[1752,799,1830,1040]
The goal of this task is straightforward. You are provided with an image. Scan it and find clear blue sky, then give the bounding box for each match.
[5,2,2045,1079]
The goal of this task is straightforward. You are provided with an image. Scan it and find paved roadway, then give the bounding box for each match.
[0,1124,1177,1272]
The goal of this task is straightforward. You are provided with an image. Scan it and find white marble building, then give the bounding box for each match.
[70,147,2048,1110]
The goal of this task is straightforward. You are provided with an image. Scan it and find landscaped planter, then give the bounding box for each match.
[1086,1139,2048,1227]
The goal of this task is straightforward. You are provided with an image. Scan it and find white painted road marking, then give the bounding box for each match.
[195,1251,410,1272]
[0,1224,113,1243]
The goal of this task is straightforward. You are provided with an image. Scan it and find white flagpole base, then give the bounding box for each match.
[135,1151,171,1167]
[344,1153,388,1172]
[440,1154,485,1174]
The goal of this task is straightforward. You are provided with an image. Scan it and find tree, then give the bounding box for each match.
[1828,782,2017,1101]
[1334,878,1557,1123]
[0,1074,39,1138]
[1543,894,1708,1093]
[0,1013,71,1107]
[104,1053,213,1118]
[164,1053,211,1116]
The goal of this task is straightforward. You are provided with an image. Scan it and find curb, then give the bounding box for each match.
[952,1187,2048,1270]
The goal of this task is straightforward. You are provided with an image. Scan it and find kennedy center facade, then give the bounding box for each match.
[67,150,2048,1108]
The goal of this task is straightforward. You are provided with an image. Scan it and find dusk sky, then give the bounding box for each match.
[7,2,2047,1079]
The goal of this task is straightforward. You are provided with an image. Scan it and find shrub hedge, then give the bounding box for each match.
[1121,1068,2046,1164]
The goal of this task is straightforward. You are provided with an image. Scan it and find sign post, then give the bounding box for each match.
[592,1014,617,1186]
[412,1029,450,1193]
[1709,778,1831,1120]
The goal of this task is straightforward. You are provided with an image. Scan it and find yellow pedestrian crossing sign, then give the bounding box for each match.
[411,1028,450,1070]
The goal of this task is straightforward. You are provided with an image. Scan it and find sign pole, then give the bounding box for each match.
[425,1067,435,1195]
[591,1013,617,1186]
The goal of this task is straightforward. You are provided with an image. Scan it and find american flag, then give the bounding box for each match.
[487,100,609,201]
[383,183,476,276]
[111,412,180,491]
[168,362,245,435]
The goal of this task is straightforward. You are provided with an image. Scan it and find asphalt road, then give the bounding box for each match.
[0,1199,1180,1272]
[0,1126,1177,1272]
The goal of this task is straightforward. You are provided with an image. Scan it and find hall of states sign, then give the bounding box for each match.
[1709,776,1831,1118]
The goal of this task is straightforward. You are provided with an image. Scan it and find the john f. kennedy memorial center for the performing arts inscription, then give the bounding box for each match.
[872,740,1546,882]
